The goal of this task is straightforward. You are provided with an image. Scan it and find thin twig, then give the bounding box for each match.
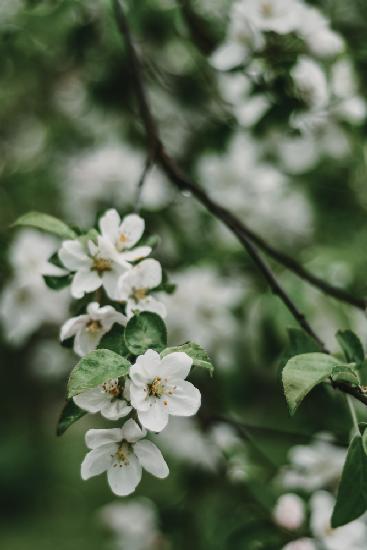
[112,0,367,407]
[134,152,155,212]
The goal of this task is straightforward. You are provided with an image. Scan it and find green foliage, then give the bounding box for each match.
[282,353,341,414]
[43,273,73,290]
[279,328,321,369]
[332,435,367,527]
[336,330,365,363]
[56,400,86,437]
[67,349,130,398]
[97,324,129,356]
[13,212,77,240]
[162,342,214,374]
[124,312,167,355]
[331,365,360,386]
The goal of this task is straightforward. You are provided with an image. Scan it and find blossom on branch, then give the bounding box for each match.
[73,378,132,421]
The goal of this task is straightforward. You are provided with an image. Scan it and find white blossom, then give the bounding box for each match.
[60,302,127,356]
[59,236,131,300]
[296,6,344,58]
[273,493,305,530]
[81,419,169,496]
[129,349,201,432]
[291,57,329,109]
[117,259,166,319]
[74,378,132,421]
[282,539,316,550]
[234,0,302,36]
[100,498,160,550]
[310,491,367,550]
[279,435,346,491]
[99,209,151,260]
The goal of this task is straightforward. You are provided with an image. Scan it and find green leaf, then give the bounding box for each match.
[331,365,360,386]
[161,342,214,374]
[97,324,129,356]
[57,399,86,436]
[67,349,131,398]
[78,228,99,248]
[13,212,77,240]
[279,328,321,369]
[124,312,167,356]
[43,273,72,290]
[362,429,367,456]
[337,330,364,363]
[332,435,367,527]
[282,353,341,415]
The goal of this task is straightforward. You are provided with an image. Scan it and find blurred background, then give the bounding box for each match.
[2,0,367,548]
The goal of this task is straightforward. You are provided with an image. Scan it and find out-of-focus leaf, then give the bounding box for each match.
[13,212,77,239]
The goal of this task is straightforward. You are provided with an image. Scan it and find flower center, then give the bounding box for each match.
[260,1,273,17]
[148,377,165,398]
[132,287,148,302]
[102,379,121,398]
[116,232,128,251]
[92,257,112,273]
[86,319,103,333]
[115,442,130,466]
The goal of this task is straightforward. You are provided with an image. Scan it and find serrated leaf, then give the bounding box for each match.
[331,365,360,386]
[97,324,129,356]
[13,212,77,240]
[337,330,364,363]
[43,273,72,290]
[57,399,86,436]
[282,353,341,415]
[332,436,367,527]
[67,349,130,398]
[124,312,167,356]
[161,342,214,374]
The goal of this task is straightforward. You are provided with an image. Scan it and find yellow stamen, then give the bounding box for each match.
[148,377,165,398]
[92,257,112,273]
[86,320,103,334]
[132,287,147,302]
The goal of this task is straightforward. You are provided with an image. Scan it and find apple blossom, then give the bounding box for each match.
[99,209,151,261]
[73,378,132,421]
[60,301,127,356]
[81,419,169,496]
[129,349,201,432]
[59,235,131,299]
[117,258,166,319]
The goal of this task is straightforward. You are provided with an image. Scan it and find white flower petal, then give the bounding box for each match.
[129,386,151,411]
[107,453,142,496]
[101,400,132,420]
[121,418,147,443]
[133,440,169,479]
[132,259,162,289]
[160,352,193,380]
[120,246,152,262]
[130,349,161,380]
[74,328,102,356]
[119,214,145,249]
[81,443,117,479]
[167,380,201,417]
[60,314,88,341]
[102,269,127,300]
[126,296,167,319]
[73,387,109,413]
[71,269,101,299]
[59,240,91,271]
[138,400,169,432]
[99,209,121,243]
[85,428,123,450]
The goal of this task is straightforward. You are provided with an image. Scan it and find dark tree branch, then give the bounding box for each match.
[177,0,218,55]
[112,0,367,407]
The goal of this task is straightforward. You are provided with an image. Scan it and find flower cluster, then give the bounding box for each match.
[13,208,211,497]
[212,0,366,133]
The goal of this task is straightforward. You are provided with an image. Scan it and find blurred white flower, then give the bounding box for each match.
[162,266,245,366]
[296,6,344,58]
[60,302,127,356]
[99,210,151,259]
[273,493,305,530]
[30,340,73,379]
[235,0,302,35]
[59,236,131,300]
[129,349,201,432]
[0,230,69,344]
[81,419,169,496]
[310,491,367,550]
[74,378,132,421]
[100,498,160,550]
[330,59,367,125]
[282,539,316,550]
[280,436,346,491]
[117,259,166,319]
[292,57,329,109]
[61,144,172,226]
